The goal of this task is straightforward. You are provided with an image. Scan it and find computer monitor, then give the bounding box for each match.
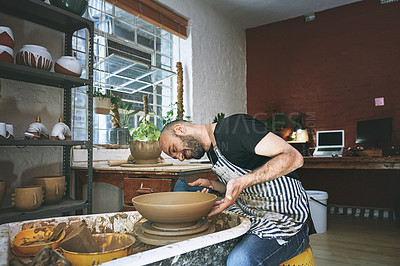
[356,117,392,144]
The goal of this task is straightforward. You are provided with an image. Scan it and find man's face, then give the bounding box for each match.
[160,133,205,161]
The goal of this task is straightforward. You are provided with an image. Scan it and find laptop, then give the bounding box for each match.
[313,130,345,157]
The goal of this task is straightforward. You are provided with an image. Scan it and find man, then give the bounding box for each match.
[160,113,311,266]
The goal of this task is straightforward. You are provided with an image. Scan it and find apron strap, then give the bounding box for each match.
[205,124,218,151]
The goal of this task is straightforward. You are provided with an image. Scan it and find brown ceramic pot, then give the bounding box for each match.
[129,140,162,164]
[132,192,217,227]
[12,185,44,211]
[34,176,66,205]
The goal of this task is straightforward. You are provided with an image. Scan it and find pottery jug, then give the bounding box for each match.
[0,180,5,206]
[55,56,82,77]
[0,26,14,48]
[0,45,13,63]
[33,176,66,205]
[12,185,44,211]
[51,119,72,140]
[16,44,53,71]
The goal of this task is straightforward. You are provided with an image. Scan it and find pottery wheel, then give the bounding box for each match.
[120,163,173,167]
[142,219,210,236]
[135,222,215,246]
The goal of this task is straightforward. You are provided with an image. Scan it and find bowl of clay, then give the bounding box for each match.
[12,226,65,256]
[132,192,217,227]
[61,233,135,265]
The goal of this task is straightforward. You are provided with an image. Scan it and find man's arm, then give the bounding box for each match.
[208,132,303,216]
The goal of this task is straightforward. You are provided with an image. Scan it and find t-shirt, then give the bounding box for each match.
[207,114,270,170]
[207,113,298,178]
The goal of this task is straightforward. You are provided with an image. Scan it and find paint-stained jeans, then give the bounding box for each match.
[227,224,309,266]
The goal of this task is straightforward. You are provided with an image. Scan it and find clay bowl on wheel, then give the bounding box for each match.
[132,192,217,227]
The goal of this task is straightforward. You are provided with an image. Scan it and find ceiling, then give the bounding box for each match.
[201,0,361,29]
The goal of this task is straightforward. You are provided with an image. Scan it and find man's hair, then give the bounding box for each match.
[161,119,191,134]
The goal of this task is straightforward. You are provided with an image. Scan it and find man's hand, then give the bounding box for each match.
[208,177,246,216]
[188,178,213,193]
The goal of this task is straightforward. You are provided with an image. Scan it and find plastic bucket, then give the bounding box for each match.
[306,190,328,233]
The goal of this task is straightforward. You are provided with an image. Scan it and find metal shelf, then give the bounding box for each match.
[0,140,90,147]
[0,0,92,33]
[0,197,89,224]
[0,61,90,88]
[0,0,94,220]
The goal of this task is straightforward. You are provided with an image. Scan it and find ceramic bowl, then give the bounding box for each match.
[13,226,66,256]
[0,26,14,48]
[0,45,13,63]
[16,44,53,71]
[132,192,217,227]
[50,0,88,16]
[62,233,135,265]
[55,56,82,77]
[12,185,44,211]
[33,176,66,205]
[129,140,162,164]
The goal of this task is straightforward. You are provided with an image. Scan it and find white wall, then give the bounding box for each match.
[161,0,247,124]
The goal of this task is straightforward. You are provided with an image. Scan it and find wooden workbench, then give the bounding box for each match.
[72,163,217,210]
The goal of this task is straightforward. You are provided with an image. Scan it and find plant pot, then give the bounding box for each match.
[129,140,161,164]
[93,97,111,115]
[108,128,129,146]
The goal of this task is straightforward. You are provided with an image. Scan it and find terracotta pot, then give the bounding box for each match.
[0,26,14,48]
[0,180,5,206]
[55,56,82,77]
[93,97,111,115]
[0,45,13,63]
[16,44,53,71]
[132,192,217,227]
[33,176,66,205]
[50,0,88,16]
[12,185,44,211]
[129,140,161,164]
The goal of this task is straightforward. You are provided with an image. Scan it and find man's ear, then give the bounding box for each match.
[173,124,186,136]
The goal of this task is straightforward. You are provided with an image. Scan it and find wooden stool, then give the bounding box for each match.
[279,245,316,266]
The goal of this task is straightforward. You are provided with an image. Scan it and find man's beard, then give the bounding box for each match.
[178,135,205,159]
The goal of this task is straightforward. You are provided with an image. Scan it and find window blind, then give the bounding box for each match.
[105,0,188,39]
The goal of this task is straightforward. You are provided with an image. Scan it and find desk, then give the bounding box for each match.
[298,157,400,210]
[72,163,217,210]
[302,157,400,170]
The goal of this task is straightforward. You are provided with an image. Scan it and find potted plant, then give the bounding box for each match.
[129,95,162,164]
[92,87,113,115]
[109,96,140,146]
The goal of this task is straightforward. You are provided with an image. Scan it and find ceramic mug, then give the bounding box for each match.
[33,176,66,205]
[12,185,44,211]
[0,122,10,139]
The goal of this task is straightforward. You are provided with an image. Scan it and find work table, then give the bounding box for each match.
[302,156,400,170]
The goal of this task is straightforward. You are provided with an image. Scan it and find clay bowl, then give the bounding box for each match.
[13,226,66,256]
[33,176,66,205]
[132,192,217,227]
[62,233,135,266]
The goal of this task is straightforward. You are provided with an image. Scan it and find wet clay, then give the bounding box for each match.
[60,222,99,253]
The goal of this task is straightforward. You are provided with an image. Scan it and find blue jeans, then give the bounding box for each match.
[227,224,310,266]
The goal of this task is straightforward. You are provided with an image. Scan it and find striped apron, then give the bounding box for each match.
[206,125,309,239]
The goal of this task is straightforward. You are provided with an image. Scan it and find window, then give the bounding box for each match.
[71,0,176,143]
